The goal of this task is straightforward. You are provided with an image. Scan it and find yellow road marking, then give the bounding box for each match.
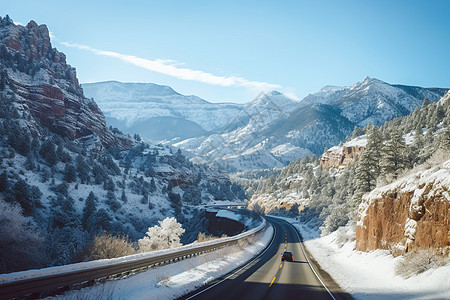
[269,276,276,287]
[279,263,283,269]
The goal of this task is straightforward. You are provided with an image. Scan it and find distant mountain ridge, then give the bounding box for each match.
[82,81,243,140]
[82,75,447,171]
[175,77,447,171]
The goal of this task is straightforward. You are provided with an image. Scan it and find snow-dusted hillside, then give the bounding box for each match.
[0,16,246,274]
[82,81,243,140]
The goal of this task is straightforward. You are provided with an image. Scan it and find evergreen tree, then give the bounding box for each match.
[351,126,365,139]
[121,190,127,203]
[63,164,77,183]
[82,191,97,233]
[24,153,35,170]
[150,178,157,192]
[75,155,90,184]
[51,196,78,228]
[94,208,113,232]
[380,130,407,179]
[421,98,430,109]
[105,191,121,212]
[355,152,377,194]
[103,177,115,191]
[364,126,383,177]
[140,195,148,204]
[12,179,32,215]
[168,192,182,215]
[438,126,450,152]
[39,139,57,166]
[0,171,8,192]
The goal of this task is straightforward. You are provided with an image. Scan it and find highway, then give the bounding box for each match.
[182,216,351,300]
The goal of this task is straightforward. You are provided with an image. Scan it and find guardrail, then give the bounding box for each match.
[0,215,266,299]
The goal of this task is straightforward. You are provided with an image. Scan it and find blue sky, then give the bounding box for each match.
[3,0,450,103]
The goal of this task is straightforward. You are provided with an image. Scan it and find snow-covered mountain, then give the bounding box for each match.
[175,77,447,171]
[174,91,311,171]
[302,76,447,127]
[82,81,243,140]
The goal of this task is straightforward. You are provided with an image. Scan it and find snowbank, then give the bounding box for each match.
[277,217,450,300]
[45,225,274,300]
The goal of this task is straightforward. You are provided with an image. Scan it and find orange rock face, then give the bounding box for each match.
[356,164,450,256]
[320,145,365,168]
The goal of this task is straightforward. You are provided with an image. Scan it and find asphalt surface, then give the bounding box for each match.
[182,217,350,300]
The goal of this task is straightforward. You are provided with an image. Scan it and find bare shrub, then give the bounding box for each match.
[335,226,356,247]
[83,233,136,261]
[395,249,450,278]
[0,197,44,272]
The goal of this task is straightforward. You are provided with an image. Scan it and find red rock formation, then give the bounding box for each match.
[356,161,450,256]
[0,15,132,150]
[320,144,365,168]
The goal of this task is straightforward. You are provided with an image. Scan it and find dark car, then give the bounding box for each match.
[281,251,293,261]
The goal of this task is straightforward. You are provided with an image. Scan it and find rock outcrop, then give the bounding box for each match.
[320,143,365,168]
[356,160,450,256]
[0,15,131,150]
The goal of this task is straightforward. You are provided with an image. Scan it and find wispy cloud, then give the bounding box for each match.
[60,41,281,91]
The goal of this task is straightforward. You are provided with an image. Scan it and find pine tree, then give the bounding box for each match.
[364,126,383,177]
[63,164,77,183]
[24,153,35,170]
[409,128,424,165]
[421,98,430,109]
[94,208,113,232]
[12,179,33,215]
[121,190,127,203]
[355,152,377,193]
[380,130,407,179]
[105,190,121,212]
[82,191,97,233]
[150,178,156,192]
[0,171,8,192]
[39,140,57,166]
[76,155,90,184]
[140,195,148,204]
[438,126,450,152]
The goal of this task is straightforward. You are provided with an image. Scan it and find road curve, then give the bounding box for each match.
[181,217,350,300]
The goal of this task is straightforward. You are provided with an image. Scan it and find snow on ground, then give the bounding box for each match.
[274,216,450,300]
[45,225,274,300]
[344,134,367,148]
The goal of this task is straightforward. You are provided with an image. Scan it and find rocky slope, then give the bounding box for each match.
[356,160,450,256]
[0,16,130,150]
[82,81,243,140]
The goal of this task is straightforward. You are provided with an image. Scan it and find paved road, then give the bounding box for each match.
[182,217,349,300]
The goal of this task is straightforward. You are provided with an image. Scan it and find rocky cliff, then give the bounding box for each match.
[0,15,131,150]
[320,136,366,168]
[356,160,450,256]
